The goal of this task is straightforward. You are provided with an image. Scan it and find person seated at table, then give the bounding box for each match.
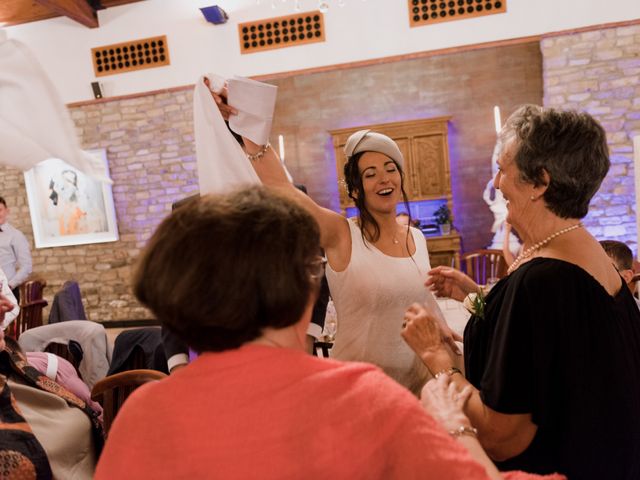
[94,187,562,480]
[4,336,103,420]
[600,239,640,307]
[402,105,640,479]
[0,296,103,479]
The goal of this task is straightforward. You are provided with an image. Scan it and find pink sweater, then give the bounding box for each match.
[96,344,492,479]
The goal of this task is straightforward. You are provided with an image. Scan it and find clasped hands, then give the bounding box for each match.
[401,302,461,365]
[401,265,480,365]
[402,302,474,434]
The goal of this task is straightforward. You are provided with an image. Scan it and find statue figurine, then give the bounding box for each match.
[483,139,521,256]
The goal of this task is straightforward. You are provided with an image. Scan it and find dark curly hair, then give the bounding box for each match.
[343,152,412,244]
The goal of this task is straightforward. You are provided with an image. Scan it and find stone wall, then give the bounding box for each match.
[0,42,542,322]
[542,23,640,253]
[270,42,543,252]
[0,89,199,321]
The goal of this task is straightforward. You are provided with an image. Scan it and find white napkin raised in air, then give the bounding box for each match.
[0,31,111,183]
[227,76,278,146]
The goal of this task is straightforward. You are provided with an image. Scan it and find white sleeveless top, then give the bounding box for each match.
[326,218,440,394]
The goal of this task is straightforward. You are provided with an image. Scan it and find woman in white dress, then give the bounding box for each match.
[214,94,460,394]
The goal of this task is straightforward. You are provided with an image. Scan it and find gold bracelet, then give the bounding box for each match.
[246,143,270,161]
[433,367,462,379]
[449,425,478,438]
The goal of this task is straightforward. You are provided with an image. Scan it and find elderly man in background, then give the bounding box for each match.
[0,196,32,303]
[600,239,640,309]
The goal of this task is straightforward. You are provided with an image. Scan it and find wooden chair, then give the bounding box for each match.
[6,280,48,340]
[107,328,167,375]
[91,369,167,436]
[461,249,508,286]
[313,341,333,358]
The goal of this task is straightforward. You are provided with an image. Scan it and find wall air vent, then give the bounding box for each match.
[238,11,325,54]
[91,35,170,77]
[409,0,506,27]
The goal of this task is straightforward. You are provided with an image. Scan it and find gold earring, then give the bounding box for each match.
[530,195,535,201]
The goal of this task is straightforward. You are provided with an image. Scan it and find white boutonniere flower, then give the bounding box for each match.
[463,289,486,319]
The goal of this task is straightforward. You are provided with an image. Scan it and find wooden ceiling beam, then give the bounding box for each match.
[34,0,99,28]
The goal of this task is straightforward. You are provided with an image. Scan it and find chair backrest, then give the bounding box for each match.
[7,280,48,340]
[48,280,87,324]
[461,249,508,286]
[18,320,110,390]
[107,327,167,375]
[91,369,167,435]
[20,279,47,306]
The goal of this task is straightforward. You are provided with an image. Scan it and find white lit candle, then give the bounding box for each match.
[278,134,285,162]
[494,106,502,135]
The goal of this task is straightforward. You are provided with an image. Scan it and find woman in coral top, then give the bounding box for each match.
[95,187,561,480]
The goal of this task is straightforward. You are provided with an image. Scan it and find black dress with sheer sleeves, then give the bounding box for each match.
[464,257,640,480]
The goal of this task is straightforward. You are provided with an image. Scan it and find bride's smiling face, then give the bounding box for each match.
[357,152,402,214]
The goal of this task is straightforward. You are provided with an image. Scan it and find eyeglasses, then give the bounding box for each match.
[308,255,327,280]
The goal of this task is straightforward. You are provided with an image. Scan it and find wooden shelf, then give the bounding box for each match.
[426,231,461,269]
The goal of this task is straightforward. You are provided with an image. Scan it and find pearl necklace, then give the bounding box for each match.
[507,222,583,274]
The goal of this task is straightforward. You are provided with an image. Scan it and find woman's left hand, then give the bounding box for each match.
[421,374,473,432]
[401,303,458,366]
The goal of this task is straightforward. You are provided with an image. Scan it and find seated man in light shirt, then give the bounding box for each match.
[0,267,19,328]
[0,197,32,303]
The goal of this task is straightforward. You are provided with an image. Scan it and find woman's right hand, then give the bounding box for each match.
[421,374,473,432]
[425,266,479,302]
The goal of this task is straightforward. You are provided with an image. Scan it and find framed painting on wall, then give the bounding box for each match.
[24,149,119,248]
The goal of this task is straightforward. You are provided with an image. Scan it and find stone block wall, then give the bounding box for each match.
[0,89,199,321]
[270,42,543,253]
[542,23,640,253]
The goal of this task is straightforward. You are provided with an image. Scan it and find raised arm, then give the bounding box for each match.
[212,87,351,266]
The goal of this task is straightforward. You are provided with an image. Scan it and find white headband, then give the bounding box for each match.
[343,129,404,169]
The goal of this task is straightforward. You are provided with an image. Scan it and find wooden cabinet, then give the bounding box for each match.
[427,232,461,269]
[329,117,452,210]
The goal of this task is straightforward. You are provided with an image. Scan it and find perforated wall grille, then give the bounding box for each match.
[238,11,325,54]
[91,35,170,77]
[409,0,506,27]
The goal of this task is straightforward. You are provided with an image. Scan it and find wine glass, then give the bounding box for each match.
[323,299,338,342]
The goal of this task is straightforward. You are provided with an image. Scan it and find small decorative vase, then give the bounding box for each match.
[439,223,451,235]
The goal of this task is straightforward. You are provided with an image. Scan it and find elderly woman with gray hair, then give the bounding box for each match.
[402,105,640,479]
